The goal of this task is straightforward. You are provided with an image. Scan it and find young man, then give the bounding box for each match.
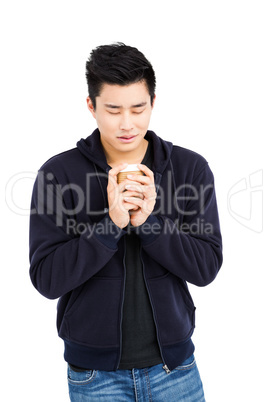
[29,43,222,401]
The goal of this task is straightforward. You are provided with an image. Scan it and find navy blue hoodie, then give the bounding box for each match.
[29,129,223,371]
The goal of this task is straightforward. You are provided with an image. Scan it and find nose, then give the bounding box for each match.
[119,112,134,131]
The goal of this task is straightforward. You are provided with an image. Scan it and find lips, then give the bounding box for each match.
[119,135,136,139]
[118,135,137,143]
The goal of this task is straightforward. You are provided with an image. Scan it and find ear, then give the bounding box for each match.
[151,94,156,109]
[86,97,96,118]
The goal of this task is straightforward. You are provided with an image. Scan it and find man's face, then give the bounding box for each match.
[87,80,155,161]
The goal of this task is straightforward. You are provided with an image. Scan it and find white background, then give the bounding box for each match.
[1,1,267,401]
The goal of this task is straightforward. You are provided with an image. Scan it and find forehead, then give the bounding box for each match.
[98,81,150,107]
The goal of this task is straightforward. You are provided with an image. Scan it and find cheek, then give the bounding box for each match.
[96,114,118,132]
[138,112,152,128]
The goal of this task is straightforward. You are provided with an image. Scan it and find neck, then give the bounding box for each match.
[102,139,148,168]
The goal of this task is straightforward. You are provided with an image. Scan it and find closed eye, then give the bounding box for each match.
[132,109,145,114]
[107,110,120,115]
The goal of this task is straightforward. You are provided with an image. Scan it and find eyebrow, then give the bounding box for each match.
[104,101,147,109]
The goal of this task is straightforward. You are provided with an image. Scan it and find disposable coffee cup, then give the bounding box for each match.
[117,164,144,184]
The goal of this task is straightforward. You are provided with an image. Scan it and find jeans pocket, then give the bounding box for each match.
[67,364,97,385]
[174,354,196,371]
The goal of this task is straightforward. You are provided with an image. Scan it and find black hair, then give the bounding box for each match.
[85,42,156,109]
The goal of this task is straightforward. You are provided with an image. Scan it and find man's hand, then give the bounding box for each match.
[123,164,156,227]
[107,163,145,229]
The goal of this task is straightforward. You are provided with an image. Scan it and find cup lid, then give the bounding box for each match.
[119,164,140,172]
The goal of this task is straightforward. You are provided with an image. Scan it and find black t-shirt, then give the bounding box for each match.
[118,140,163,369]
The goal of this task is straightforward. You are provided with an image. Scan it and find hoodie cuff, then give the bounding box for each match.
[132,215,163,246]
[94,213,127,249]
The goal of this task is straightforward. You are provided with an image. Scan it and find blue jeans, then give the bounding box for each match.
[67,354,205,401]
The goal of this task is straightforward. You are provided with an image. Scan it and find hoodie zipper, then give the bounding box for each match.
[140,171,171,374]
[139,245,171,374]
[116,236,127,370]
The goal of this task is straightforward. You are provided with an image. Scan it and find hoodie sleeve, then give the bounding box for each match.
[136,163,223,287]
[29,170,126,300]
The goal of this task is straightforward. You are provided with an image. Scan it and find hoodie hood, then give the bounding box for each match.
[76,128,173,175]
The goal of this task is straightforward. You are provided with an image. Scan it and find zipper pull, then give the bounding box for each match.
[163,364,171,374]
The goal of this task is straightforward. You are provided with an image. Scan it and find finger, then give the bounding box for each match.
[118,179,143,194]
[125,184,156,200]
[108,163,128,193]
[124,183,144,193]
[126,174,151,185]
[123,200,140,211]
[124,196,153,214]
[128,206,140,214]
[123,190,144,199]
[137,164,154,180]
[123,196,143,208]
[109,163,128,178]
